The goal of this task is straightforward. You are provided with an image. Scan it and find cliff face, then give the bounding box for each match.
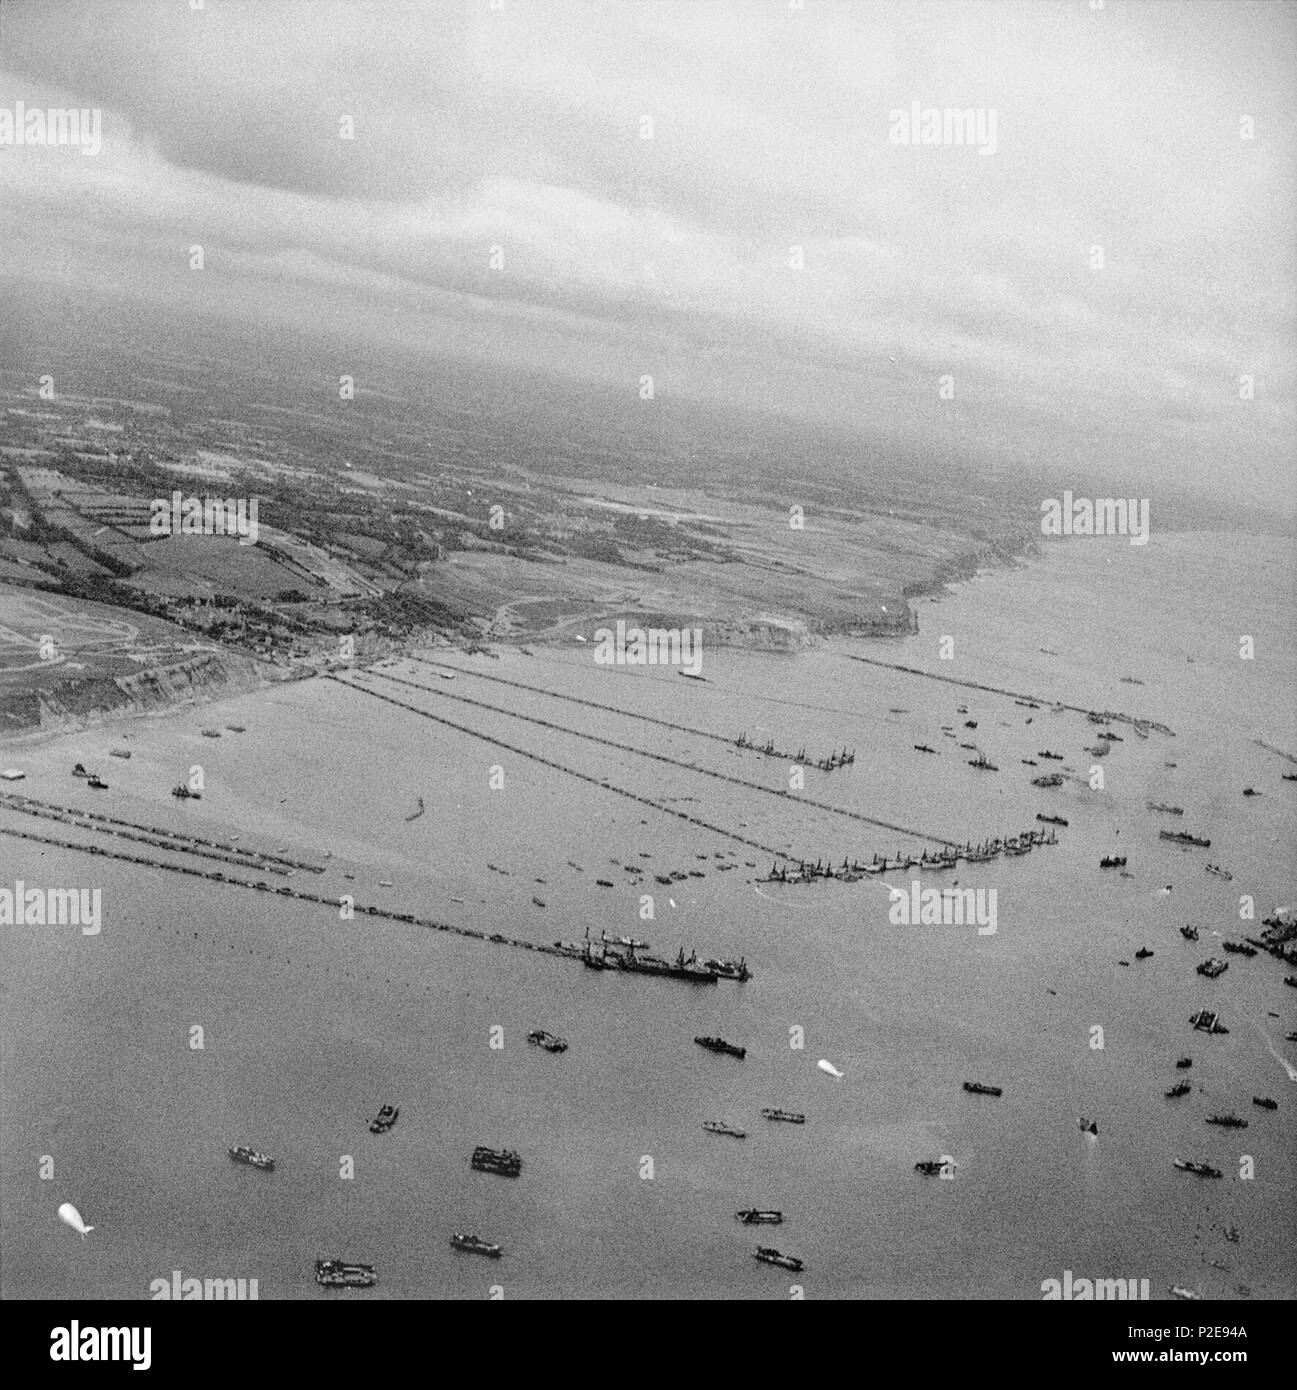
[35,652,276,732]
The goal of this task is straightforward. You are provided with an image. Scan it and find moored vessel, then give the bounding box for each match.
[695,1035,746,1059]
[315,1258,377,1288]
[754,1247,803,1272]
[450,1233,502,1258]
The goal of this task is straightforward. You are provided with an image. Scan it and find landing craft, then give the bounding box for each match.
[817,1059,844,1079]
[58,1202,94,1237]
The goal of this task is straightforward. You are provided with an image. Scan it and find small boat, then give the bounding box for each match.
[450,1233,501,1258]
[1134,947,1154,960]
[1180,925,1199,941]
[695,1035,746,1060]
[1169,1286,1201,1300]
[1242,787,1260,797]
[1173,1160,1222,1178]
[439,671,456,681]
[1205,1113,1246,1128]
[86,775,108,790]
[404,797,425,822]
[1205,864,1232,881]
[72,763,88,778]
[1165,1082,1191,1098]
[754,1247,803,1272]
[229,1145,275,1171]
[760,1108,805,1124]
[1077,1118,1098,1136]
[703,1121,746,1138]
[962,1081,1002,1097]
[527,1029,568,1053]
[201,729,222,739]
[315,1258,377,1288]
[914,1160,952,1176]
[226,725,246,732]
[736,1210,783,1225]
[1252,1096,1277,1111]
[109,749,131,759]
[1196,958,1228,978]
[368,1104,399,1135]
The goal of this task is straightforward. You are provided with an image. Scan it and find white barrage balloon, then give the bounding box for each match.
[58,1202,94,1238]
[817,1059,844,1079]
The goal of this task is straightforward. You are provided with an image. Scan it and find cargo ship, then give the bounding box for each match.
[760,1108,805,1124]
[695,1035,746,1059]
[1196,958,1228,979]
[1035,814,1068,827]
[1206,1113,1246,1129]
[527,1029,568,1053]
[1160,830,1210,848]
[1165,1082,1191,1098]
[315,1258,377,1288]
[702,1120,746,1138]
[1099,855,1126,869]
[1032,773,1064,788]
[450,1233,502,1258]
[755,1247,804,1272]
[1037,750,1064,760]
[1221,941,1256,957]
[471,1146,522,1177]
[962,1081,1002,1097]
[229,1145,275,1171]
[1253,1096,1277,1111]
[1173,1160,1222,1179]
[737,1210,783,1225]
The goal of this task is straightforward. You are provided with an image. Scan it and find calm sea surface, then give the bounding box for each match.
[3,531,1294,1299]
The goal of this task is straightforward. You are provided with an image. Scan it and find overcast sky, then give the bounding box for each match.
[1,0,1293,509]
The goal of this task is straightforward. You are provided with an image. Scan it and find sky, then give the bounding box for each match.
[0,0,1294,510]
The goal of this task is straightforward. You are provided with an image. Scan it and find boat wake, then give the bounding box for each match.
[1252,1023,1297,1082]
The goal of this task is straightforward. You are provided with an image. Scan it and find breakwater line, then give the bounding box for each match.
[843,654,1175,736]
[0,793,324,873]
[362,668,961,850]
[0,823,742,985]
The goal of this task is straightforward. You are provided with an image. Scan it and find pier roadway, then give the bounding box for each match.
[358,667,961,850]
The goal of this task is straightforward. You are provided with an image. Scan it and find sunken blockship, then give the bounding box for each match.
[759,828,1058,885]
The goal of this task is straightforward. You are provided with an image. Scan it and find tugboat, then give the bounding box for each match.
[228,1145,275,1171]
[962,1081,1002,1097]
[1134,947,1154,960]
[914,1160,952,1176]
[1160,829,1211,848]
[368,1104,399,1134]
[1173,1160,1222,1178]
[737,1210,783,1225]
[1205,1114,1247,1129]
[1253,1096,1278,1111]
[527,1029,568,1053]
[315,1258,377,1288]
[1242,787,1260,797]
[760,1108,805,1124]
[1196,958,1228,978]
[450,1233,502,1258]
[1165,1082,1191,1098]
[702,1120,746,1138]
[471,1146,522,1177]
[754,1247,804,1272]
[695,1035,746,1059]
[1180,925,1199,941]
[172,784,201,800]
[86,775,108,790]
